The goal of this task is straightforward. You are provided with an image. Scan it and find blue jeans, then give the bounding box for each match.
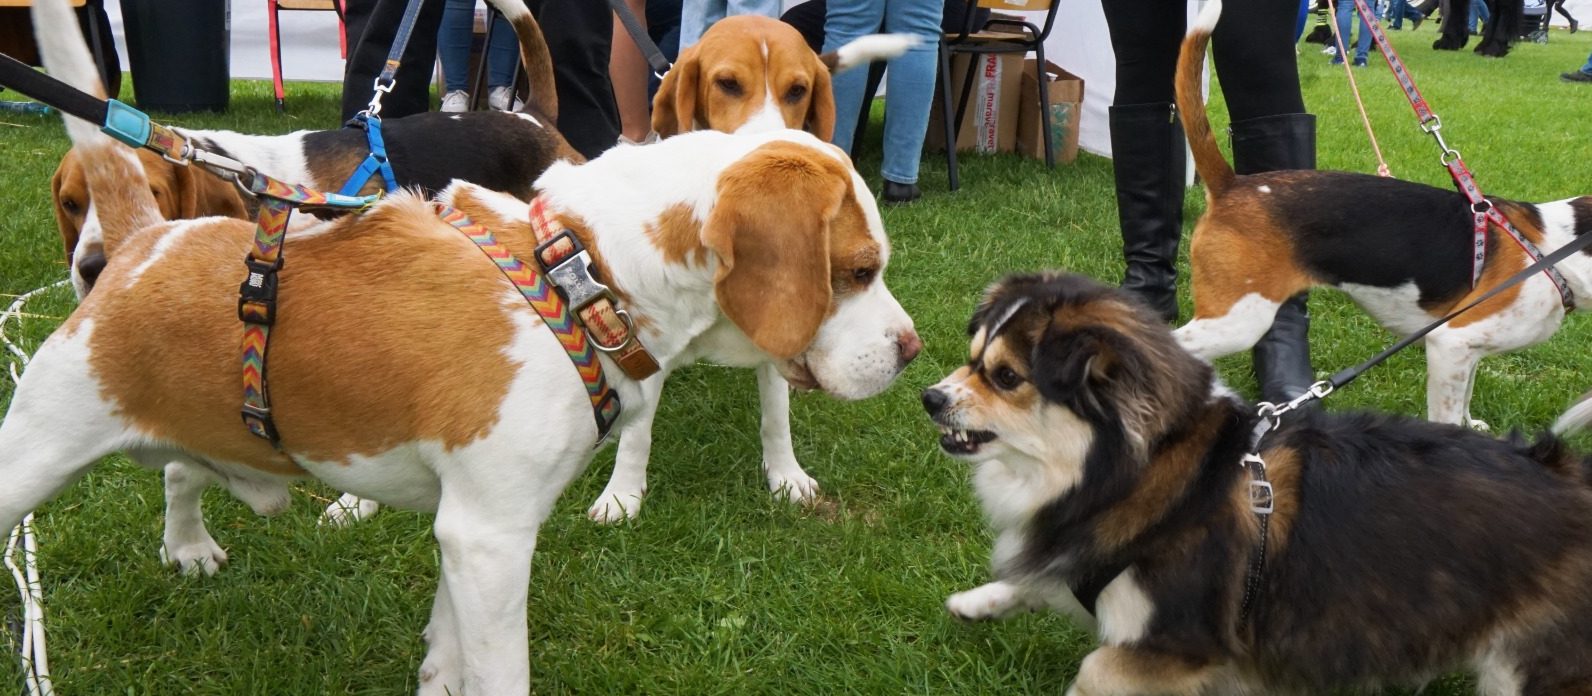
[824,0,940,185]
[1334,0,1373,62]
[1388,0,1423,28]
[679,0,782,50]
[1469,0,1491,32]
[438,0,517,91]
[1581,48,1592,75]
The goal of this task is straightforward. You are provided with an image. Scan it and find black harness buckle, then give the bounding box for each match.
[238,257,282,325]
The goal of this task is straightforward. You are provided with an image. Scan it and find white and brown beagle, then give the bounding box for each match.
[583,15,917,523]
[10,2,918,691]
[1172,0,1592,430]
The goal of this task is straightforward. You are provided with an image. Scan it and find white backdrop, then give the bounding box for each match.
[100,0,1592,158]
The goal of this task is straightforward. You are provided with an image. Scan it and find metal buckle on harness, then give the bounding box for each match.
[1242,454,1275,514]
[538,232,616,311]
[238,257,282,325]
[241,403,280,442]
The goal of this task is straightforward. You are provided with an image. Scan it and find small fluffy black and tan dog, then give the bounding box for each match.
[923,272,1592,694]
[1173,0,1592,431]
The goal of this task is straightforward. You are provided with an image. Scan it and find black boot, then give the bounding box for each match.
[1231,114,1317,403]
[1110,103,1186,323]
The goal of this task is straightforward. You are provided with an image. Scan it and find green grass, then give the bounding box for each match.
[2,28,1591,694]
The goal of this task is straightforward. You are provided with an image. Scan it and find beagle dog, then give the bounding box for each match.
[651,14,915,140]
[585,15,916,523]
[1172,0,1592,430]
[14,3,918,691]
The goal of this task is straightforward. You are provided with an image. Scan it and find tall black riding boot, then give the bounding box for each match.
[1111,103,1187,323]
[1231,114,1317,403]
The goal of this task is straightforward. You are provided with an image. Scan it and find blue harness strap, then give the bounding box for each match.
[337,113,399,196]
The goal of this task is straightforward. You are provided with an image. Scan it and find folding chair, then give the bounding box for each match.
[268,0,346,112]
[938,0,1060,191]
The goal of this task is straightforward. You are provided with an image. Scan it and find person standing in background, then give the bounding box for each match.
[679,0,780,49]
[436,0,523,113]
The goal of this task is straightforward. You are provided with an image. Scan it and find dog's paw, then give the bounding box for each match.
[416,658,462,696]
[946,581,1027,622]
[160,535,228,576]
[1467,417,1492,432]
[320,493,380,527]
[766,463,820,504]
[587,490,644,525]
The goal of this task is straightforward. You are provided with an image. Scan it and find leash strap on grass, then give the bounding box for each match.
[434,203,622,442]
[607,0,672,79]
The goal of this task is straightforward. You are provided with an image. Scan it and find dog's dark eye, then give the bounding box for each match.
[784,84,808,104]
[991,366,1023,391]
[715,77,744,97]
[61,198,81,214]
[852,266,877,285]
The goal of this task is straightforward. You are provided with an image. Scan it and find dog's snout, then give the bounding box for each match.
[921,387,949,416]
[77,251,107,288]
[898,331,923,364]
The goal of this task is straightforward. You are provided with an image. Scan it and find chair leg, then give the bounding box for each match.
[938,41,960,192]
[269,0,286,112]
[1035,41,1054,168]
[471,6,497,111]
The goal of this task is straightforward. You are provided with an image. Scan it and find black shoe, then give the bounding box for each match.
[1109,102,1185,323]
[1563,70,1592,83]
[1571,17,1579,32]
[881,180,921,205]
[1352,57,1368,67]
[1230,114,1318,403]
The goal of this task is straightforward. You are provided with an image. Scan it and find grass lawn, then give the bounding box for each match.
[2,25,1591,695]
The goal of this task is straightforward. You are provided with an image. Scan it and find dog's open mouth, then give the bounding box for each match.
[938,427,996,455]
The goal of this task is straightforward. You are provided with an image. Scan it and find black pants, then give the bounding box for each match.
[341,0,620,159]
[1102,0,1304,120]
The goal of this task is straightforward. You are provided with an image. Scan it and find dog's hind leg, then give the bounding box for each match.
[0,329,128,534]
[417,571,462,696]
[1174,295,1284,362]
[758,364,818,503]
[1066,646,1232,696]
[151,457,228,576]
[587,375,664,524]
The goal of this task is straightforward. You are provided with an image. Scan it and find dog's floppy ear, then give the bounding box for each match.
[702,141,849,359]
[652,43,701,137]
[50,160,80,264]
[173,159,248,221]
[805,55,836,141]
[1031,319,1117,420]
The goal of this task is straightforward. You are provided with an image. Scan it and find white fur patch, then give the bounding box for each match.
[1336,281,1429,335]
[832,34,919,73]
[1190,0,1224,33]
[1553,393,1592,435]
[123,219,203,287]
[1174,293,1282,360]
[1095,568,1154,645]
[510,111,544,129]
[1257,185,1271,194]
[1472,645,1523,696]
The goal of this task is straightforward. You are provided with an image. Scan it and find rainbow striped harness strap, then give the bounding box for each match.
[434,198,660,443]
[237,171,379,448]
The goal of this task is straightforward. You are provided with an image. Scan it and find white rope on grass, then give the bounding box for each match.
[1,279,68,696]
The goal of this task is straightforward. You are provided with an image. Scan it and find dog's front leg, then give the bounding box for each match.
[1066,646,1230,696]
[1425,332,1489,430]
[946,580,1044,621]
[588,375,665,524]
[757,363,817,503]
[417,572,462,696]
[154,458,228,576]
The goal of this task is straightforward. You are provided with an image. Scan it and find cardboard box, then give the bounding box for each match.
[927,52,1023,154]
[1016,59,1085,164]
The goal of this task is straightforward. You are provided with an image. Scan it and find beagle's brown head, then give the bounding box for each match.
[652,15,835,140]
[702,137,917,399]
[922,273,1214,470]
[51,145,248,296]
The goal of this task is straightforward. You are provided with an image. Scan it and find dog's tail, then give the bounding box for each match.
[819,34,920,73]
[1553,390,1592,436]
[485,0,559,122]
[1176,0,1235,200]
[32,0,162,247]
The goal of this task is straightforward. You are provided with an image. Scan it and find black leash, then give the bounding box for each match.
[606,0,671,79]
[0,52,104,124]
[1236,224,1592,622]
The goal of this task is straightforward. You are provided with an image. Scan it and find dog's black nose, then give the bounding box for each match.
[77,251,107,288]
[921,387,949,416]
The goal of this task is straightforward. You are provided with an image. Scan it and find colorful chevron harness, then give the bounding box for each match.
[434,200,660,442]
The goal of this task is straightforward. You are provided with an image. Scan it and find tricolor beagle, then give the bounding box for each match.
[9,2,918,691]
[1171,0,1592,430]
[585,15,916,523]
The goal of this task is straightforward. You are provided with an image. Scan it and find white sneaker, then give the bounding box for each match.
[440,90,470,113]
[1321,45,1338,56]
[488,85,523,112]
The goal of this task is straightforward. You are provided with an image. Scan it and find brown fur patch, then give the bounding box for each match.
[1441,225,1529,328]
[1073,646,1224,694]
[1187,193,1317,319]
[84,195,528,470]
[644,203,707,266]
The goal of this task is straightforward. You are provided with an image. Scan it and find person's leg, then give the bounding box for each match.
[524,0,621,158]
[341,0,448,121]
[823,0,886,155]
[729,0,782,18]
[876,0,941,194]
[1214,0,1316,402]
[1582,47,1592,72]
[438,0,475,93]
[679,0,726,50]
[1390,0,1407,27]
[611,0,653,141]
[1332,0,1354,62]
[1102,0,1185,321]
[486,11,520,89]
[1355,5,1374,61]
